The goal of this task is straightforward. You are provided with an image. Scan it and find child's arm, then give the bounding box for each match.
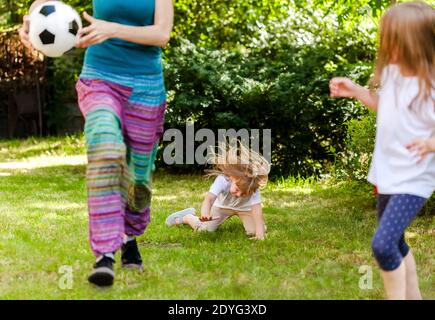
[200,192,217,220]
[406,136,435,163]
[251,204,266,240]
[330,77,379,111]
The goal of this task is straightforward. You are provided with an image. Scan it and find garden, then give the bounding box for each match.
[0,0,433,299]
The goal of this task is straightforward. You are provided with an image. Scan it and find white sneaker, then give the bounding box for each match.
[165,208,196,226]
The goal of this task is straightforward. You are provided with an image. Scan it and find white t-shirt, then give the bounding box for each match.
[209,175,262,211]
[367,64,435,198]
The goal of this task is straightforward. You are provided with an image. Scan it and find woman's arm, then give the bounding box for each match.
[251,204,266,240]
[330,77,379,111]
[19,0,52,49]
[77,0,174,49]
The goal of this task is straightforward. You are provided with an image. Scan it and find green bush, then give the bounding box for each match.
[163,26,375,176]
[45,49,85,132]
[336,111,376,180]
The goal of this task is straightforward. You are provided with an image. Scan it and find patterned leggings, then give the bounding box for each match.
[76,67,166,256]
[372,194,427,271]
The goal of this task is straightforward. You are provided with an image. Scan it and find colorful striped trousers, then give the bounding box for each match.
[76,67,166,256]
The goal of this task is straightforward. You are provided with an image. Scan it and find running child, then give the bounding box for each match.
[329,1,434,300]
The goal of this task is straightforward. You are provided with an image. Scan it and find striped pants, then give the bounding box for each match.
[76,68,166,256]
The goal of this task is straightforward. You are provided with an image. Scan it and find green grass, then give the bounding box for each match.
[0,136,433,299]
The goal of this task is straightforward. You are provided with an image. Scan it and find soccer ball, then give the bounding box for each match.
[29,1,82,57]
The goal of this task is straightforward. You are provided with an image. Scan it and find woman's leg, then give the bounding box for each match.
[85,109,126,257]
[122,144,156,236]
[77,79,129,258]
[371,194,427,299]
[123,75,167,237]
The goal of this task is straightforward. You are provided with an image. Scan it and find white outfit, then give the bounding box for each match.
[209,175,262,211]
[367,64,435,199]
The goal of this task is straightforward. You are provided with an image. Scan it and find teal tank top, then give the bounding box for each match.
[83,0,162,75]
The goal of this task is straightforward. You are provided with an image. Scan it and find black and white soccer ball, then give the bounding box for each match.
[29,1,82,57]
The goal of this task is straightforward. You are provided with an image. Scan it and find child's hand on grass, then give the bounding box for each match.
[329,77,359,98]
[199,213,212,222]
[406,138,435,163]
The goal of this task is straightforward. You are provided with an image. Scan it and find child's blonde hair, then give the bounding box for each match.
[371,1,434,103]
[206,140,271,197]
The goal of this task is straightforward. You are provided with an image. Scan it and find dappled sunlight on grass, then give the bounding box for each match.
[31,202,84,210]
[0,155,87,170]
[0,134,85,162]
[152,194,180,202]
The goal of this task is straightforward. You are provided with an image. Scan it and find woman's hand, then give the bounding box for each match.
[406,138,435,163]
[76,12,116,48]
[21,0,54,49]
[19,15,33,50]
[329,77,360,98]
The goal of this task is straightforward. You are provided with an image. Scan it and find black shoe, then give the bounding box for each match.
[88,256,115,287]
[121,238,143,271]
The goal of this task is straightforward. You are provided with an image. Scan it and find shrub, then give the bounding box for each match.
[163,31,375,176]
[336,111,376,180]
[45,49,85,133]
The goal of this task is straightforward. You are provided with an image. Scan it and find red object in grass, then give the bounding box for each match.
[373,186,378,196]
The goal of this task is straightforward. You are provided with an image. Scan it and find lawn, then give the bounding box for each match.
[0,136,433,299]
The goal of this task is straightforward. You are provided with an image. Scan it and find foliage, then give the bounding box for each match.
[1,0,420,176]
[0,0,91,25]
[335,112,377,180]
[171,0,391,49]
[163,19,376,176]
[44,48,85,131]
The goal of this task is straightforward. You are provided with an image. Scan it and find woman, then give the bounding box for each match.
[20,0,174,287]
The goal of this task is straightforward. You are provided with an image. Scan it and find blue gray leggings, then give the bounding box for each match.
[371,194,427,271]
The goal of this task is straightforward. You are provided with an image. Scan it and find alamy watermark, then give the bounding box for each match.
[358,265,373,290]
[58,265,74,290]
[162,121,272,165]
